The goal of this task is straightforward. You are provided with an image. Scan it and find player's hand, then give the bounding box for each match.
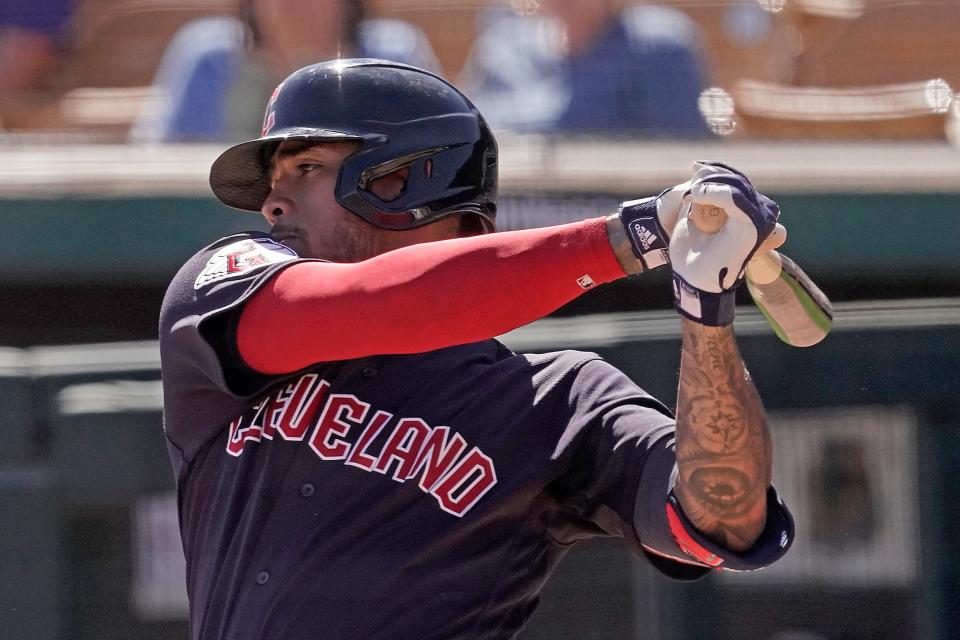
[616,180,692,271]
[613,163,783,275]
[670,168,780,325]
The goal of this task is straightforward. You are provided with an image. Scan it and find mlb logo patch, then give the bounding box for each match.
[194,238,298,289]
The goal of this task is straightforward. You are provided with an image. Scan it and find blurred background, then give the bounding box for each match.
[0,0,958,638]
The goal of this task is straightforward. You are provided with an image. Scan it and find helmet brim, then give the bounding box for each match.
[209,127,359,213]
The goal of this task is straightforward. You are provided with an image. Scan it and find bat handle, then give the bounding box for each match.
[687,203,831,347]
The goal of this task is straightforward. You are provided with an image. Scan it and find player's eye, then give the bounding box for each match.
[298,163,321,174]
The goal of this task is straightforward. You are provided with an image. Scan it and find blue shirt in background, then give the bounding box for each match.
[460,6,710,137]
[0,0,74,42]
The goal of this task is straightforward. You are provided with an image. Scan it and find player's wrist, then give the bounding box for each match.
[672,272,738,326]
[605,212,644,274]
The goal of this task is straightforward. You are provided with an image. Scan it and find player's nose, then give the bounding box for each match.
[261,190,295,225]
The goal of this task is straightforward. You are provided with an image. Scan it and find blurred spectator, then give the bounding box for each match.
[460,0,709,137]
[0,0,75,128]
[130,0,441,143]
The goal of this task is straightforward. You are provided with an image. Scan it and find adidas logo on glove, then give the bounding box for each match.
[629,220,659,252]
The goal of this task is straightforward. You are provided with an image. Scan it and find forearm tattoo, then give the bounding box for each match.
[674,320,772,551]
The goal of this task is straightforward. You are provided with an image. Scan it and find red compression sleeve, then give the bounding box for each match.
[236,217,627,374]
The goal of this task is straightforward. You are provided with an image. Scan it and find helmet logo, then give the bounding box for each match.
[261,81,285,136]
[261,111,276,137]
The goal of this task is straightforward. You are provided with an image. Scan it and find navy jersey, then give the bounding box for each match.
[160,233,794,640]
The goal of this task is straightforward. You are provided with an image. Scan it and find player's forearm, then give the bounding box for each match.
[237,218,627,373]
[672,319,771,551]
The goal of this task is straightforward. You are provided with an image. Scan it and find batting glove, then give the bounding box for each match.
[616,162,781,276]
[670,169,780,326]
[617,180,691,271]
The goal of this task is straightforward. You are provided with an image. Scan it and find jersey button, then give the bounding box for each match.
[300,483,315,498]
[362,366,378,378]
[255,571,270,585]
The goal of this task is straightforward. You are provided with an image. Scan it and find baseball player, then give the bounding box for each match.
[160,59,794,640]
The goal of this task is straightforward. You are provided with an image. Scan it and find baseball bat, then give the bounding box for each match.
[689,204,833,347]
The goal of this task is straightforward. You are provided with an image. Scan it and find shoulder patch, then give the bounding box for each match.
[194,237,298,289]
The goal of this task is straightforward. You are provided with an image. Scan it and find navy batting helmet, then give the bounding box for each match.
[209,58,498,231]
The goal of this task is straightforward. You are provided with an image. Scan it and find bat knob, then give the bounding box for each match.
[746,250,783,285]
